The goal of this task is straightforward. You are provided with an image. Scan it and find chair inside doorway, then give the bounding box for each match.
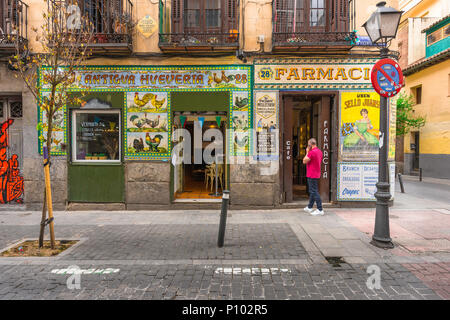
[292,96,320,200]
[172,112,227,200]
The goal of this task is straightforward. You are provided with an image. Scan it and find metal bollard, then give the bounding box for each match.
[419,168,423,181]
[217,190,230,248]
[398,173,405,193]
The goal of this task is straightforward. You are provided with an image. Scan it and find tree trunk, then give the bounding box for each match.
[38,189,47,248]
[45,112,56,249]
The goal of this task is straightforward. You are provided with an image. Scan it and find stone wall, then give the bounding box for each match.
[230,159,280,207]
[125,161,171,209]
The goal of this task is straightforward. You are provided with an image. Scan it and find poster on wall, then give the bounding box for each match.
[337,162,395,201]
[39,93,67,155]
[253,91,278,159]
[125,92,170,157]
[340,92,380,161]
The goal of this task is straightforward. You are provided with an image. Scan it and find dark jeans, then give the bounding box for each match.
[307,178,322,211]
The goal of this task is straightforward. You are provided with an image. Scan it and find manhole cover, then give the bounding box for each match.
[325,256,346,267]
[390,215,399,219]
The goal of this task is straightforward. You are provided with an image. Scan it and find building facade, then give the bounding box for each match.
[397,0,450,178]
[0,0,399,210]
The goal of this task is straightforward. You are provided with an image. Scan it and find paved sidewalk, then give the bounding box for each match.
[0,204,449,300]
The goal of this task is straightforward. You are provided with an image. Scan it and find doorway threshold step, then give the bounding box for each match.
[281,202,336,208]
[174,199,222,203]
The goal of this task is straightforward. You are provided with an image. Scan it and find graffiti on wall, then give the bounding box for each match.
[0,119,24,204]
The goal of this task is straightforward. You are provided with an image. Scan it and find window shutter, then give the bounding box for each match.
[172,0,182,33]
[337,0,348,32]
[113,0,122,13]
[225,0,237,31]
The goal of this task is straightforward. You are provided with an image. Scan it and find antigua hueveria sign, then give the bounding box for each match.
[254,58,377,89]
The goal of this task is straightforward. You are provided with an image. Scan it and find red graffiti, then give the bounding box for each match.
[0,119,24,204]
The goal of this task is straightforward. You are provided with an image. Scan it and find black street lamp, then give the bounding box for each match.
[363,2,403,249]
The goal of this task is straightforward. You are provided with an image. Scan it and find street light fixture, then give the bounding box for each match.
[363,1,403,46]
[363,1,403,249]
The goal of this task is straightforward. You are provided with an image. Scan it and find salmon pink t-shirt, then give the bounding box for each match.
[306,147,323,179]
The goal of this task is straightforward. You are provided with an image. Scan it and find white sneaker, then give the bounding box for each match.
[310,209,324,216]
[304,206,314,214]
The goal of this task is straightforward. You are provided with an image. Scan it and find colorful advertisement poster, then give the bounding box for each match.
[340,92,380,161]
[254,91,278,159]
[337,162,395,201]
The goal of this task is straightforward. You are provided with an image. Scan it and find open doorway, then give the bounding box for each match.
[291,98,319,200]
[282,94,331,203]
[172,112,227,200]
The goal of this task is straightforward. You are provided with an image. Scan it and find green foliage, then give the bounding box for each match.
[396,93,426,136]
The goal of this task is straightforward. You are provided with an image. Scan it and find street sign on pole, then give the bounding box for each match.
[371,58,404,98]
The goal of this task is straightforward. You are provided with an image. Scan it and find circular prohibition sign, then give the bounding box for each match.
[371,58,405,98]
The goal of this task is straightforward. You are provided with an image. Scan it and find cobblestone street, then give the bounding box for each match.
[0,203,449,300]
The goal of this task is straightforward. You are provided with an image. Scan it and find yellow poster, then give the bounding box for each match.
[340,92,380,160]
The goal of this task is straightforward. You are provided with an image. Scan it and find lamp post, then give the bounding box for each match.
[363,2,403,249]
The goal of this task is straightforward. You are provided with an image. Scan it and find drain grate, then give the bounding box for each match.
[325,256,346,267]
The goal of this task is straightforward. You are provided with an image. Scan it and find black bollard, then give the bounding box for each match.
[217,190,230,248]
[398,173,405,193]
[419,168,423,181]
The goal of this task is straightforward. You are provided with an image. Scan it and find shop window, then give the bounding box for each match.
[72,110,121,162]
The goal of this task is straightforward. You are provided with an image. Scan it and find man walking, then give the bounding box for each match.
[303,138,324,216]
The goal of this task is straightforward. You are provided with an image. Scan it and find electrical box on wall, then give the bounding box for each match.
[257,35,265,43]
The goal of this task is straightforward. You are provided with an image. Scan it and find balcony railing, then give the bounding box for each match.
[273,31,356,47]
[49,0,133,55]
[159,32,239,51]
[0,0,28,54]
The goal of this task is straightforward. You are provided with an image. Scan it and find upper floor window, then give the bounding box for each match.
[159,0,238,51]
[412,86,422,105]
[310,0,325,27]
[274,0,349,33]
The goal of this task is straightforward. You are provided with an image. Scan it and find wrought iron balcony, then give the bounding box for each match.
[0,0,28,55]
[49,0,134,56]
[272,0,356,52]
[159,0,239,53]
[159,32,239,52]
[272,31,356,50]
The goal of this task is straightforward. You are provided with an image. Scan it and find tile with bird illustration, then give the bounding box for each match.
[127,112,168,132]
[127,92,168,113]
[127,132,169,154]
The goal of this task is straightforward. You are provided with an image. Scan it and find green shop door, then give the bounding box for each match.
[68,96,124,203]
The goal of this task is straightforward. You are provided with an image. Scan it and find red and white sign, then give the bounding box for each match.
[371,58,404,98]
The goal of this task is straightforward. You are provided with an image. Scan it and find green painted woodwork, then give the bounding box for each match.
[171,92,229,112]
[68,164,125,202]
[426,19,449,58]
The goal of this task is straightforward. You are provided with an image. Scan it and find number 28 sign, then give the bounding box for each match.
[371,58,405,98]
